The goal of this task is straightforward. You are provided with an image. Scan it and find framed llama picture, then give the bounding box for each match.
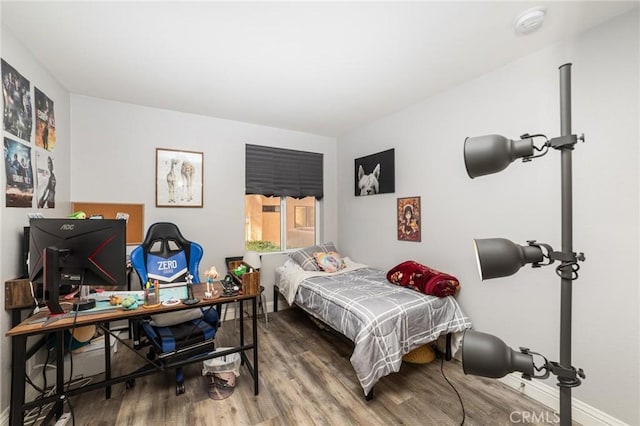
[397,196,421,242]
[354,148,395,196]
[156,148,203,207]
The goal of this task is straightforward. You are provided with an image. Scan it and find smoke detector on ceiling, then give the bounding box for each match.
[514,7,546,35]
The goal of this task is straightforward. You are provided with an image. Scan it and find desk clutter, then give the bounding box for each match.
[227,260,260,295]
[8,281,261,424]
[93,284,189,309]
[204,266,221,299]
[8,221,262,426]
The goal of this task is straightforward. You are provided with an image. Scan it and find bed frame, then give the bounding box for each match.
[273,284,454,400]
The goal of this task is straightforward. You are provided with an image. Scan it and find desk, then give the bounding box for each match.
[7,282,259,426]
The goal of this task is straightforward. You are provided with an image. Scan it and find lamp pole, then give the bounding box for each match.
[462,64,585,424]
[558,62,574,426]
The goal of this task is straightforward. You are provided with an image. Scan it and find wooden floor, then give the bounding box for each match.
[45,308,562,425]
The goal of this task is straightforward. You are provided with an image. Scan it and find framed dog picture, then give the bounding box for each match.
[354,148,395,196]
[156,148,203,207]
[397,196,421,242]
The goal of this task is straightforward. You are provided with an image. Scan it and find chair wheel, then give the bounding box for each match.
[176,383,185,395]
[125,379,135,389]
[147,351,156,360]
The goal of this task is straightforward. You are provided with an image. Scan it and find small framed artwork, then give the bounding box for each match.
[156,148,203,208]
[397,196,421,242]
[354,148,395,196]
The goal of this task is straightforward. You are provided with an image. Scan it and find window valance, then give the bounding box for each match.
[245,144,323,199]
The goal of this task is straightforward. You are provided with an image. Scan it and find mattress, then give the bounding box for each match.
[277,262,472,395]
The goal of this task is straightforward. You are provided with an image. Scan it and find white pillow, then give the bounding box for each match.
[283,258,304,271]
[150,309,203,327]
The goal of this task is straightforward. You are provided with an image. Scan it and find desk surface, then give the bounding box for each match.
[7,282,255,337]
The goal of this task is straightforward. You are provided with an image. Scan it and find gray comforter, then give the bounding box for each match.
[294,267,472,395]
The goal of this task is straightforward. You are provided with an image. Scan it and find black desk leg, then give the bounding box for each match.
[11,309,22,328]
[253,296,259,395]
[273,285,279,313]
[55,330,65,419]
[104,322,111,399]
[239,299,245,362]
[10,334,27,426]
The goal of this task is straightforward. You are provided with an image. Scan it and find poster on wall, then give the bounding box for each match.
[34,87,56,151]
[354,148,395,196]
[397,196,421,242]
[4,137,34,207]
[1,59,33,142]
[155,148,204,208]
[36,149,56,208]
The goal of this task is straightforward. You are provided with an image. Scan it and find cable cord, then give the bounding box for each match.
[67,395,76,426]
[23,377,91,426]
[23,302,91,426]
[64,307,81,425]
[24,372,45,394]
[23,388,55,425]
[530,135,550,159]
[30,343,53,423]
[439,354,466,426]
[28,280,40,315]
[438,301,468,425]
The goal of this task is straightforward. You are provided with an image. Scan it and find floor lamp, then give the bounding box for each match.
[460,63,585,426]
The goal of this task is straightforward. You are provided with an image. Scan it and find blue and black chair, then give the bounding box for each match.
[129,222,219,395]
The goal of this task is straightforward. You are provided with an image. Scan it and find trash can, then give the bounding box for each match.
[202,348,241,400]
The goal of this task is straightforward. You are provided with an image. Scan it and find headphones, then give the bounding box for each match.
[222,274,234,285]
[221,274,239,296]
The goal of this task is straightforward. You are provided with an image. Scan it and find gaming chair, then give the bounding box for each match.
[129,222,219,395]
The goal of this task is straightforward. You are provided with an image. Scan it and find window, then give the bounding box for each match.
[245,195,317,252]
[294,205,314,229]
[245,144,323,253]
[287,197,316,248]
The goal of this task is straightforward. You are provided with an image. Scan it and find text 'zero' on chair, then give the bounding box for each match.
[129,222,219,395]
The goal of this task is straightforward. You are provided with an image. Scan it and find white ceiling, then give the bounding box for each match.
[1,1,636,137]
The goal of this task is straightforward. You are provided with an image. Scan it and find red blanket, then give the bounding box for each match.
[386,260,460,297]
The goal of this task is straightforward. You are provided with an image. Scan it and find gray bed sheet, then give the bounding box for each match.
[293,267,472,395]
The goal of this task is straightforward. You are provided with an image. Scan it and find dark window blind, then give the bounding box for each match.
[246,144,323,199]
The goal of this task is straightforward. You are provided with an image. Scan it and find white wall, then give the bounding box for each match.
[337,10,638,425]
[1,27,71,417]
[70,95,338,302]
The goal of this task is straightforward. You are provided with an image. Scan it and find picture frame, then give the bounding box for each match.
[156,148,203,208]
[397,196,421,242]
[354,148,395,196]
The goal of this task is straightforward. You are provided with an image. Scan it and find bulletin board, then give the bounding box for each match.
[71,202,144,245]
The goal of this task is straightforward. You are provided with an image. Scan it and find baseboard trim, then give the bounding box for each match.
[499,374,629,426]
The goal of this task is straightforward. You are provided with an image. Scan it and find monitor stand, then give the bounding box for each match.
[72,285,96,311]
[44,247,65,317]
[72,299,96,311]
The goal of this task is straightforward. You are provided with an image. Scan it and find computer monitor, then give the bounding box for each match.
[28,218,127,314]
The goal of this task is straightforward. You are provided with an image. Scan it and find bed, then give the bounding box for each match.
[273,255,472,398]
